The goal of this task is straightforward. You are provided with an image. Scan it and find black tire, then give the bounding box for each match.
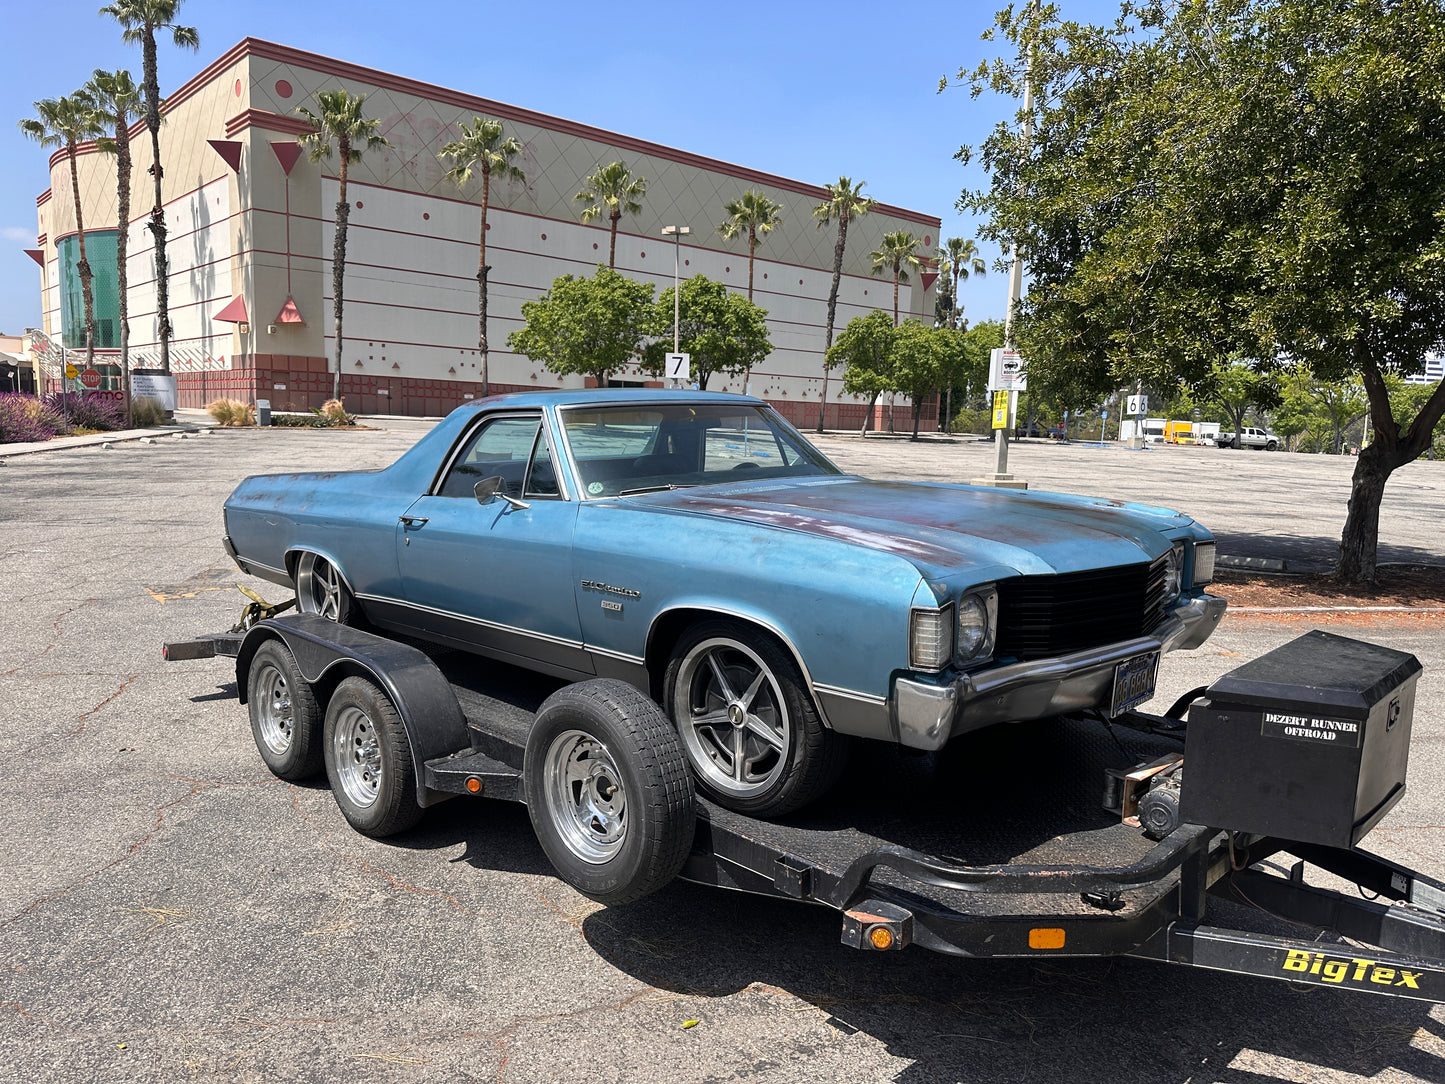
[294,552,355,624]
[663,619,848,817]
[524,680,694,905]
[322,676,423,837]
[1265,440,1278,451]
[246,639,324,780]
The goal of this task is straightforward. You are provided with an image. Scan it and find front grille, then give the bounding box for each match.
[994,556,1170,661]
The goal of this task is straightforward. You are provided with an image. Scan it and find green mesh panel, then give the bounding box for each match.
[57,231,119,349]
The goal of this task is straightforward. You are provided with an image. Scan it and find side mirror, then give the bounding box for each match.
[474,476,504,503]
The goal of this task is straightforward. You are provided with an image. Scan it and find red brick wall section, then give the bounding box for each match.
[177,357,940,431]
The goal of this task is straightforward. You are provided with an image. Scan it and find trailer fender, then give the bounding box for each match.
[236,614,470,807]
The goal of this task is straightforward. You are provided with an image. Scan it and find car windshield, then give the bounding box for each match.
[560,402,842,498]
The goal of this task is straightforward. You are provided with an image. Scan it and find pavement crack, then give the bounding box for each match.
[74,673,140,735]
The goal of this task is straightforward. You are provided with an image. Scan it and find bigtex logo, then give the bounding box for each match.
[1283,950,1423,988]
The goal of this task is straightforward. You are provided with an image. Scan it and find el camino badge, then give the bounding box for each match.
[1109,651,1159,717]
[581,579,641,600]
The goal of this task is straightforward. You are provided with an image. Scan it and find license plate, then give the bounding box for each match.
[1110,651,1160,716]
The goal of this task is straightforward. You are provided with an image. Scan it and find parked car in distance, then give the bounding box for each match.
[222,390,1225,817]
[1014,422,1046,438]
[1046,425,1068,440]
[1218,426,1279,451]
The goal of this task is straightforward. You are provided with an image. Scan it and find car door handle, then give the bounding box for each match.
[399,515,428,527]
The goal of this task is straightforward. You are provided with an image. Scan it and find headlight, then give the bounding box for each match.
[957,586,998,663]
[909,603,955,671]
[1192,541,1216,586]
[1164,543,1185,599]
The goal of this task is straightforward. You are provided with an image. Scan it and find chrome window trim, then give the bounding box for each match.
[430,410,572,502]
[356,593,586,651]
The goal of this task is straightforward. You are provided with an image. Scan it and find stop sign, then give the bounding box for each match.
[80,368,101,390]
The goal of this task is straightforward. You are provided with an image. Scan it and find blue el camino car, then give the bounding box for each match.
[223,390,1225,816]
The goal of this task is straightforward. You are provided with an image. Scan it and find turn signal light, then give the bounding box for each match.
[868,925,895,950]
[465,777,483,794]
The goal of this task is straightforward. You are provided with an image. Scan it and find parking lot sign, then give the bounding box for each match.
[665,352,690,381]
[988,349,1027,391]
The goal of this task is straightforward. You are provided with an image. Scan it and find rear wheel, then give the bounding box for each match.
[664,620,847,817]
[294,552,354,623]
[323,677,423,837]
[247,639,323,780]
[524,680,694,905]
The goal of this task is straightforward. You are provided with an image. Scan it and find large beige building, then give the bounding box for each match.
[32,37,942,426]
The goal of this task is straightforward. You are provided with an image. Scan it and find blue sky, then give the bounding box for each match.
[3,0,1119,338]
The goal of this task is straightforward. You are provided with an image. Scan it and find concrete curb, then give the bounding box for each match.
[0,422,215,458]
[1228,605,1445,615]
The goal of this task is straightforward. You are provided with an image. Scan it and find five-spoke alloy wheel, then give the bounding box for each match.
[665,620,846,817]
[294,552,354,623]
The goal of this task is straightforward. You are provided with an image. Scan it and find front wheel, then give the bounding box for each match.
[524,680,694,905]
[323,677,423,837]
[664,620,847,817]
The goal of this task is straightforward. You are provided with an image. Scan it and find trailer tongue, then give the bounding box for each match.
[165,613,1445,1002]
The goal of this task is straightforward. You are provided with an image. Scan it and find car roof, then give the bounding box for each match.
[455,388,764,413]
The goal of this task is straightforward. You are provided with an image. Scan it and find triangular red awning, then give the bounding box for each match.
[270,141,303,175]
[920,271,939,291]
[25,249,45,267]
[275,295,305,324]
[213,296,249,323]
[208,139,243,173]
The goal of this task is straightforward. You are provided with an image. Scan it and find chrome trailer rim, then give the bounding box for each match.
[674,638,790,797]
[332,705,383,808]
[542,730,628,864]
[254,661,294,755]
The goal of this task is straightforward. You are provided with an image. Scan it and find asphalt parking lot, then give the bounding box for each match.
[2,419,1443,1083]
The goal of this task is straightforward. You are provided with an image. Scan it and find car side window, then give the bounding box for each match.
[438,415,542,498]
[523,428,562,499]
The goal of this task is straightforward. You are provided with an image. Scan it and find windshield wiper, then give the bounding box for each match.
[617,483,698,496]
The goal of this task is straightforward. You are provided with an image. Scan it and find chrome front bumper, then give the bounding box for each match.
[890,593,1228,751]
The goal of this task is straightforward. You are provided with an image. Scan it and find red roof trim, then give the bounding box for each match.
[36,189,52,207]
[225,109,314,138]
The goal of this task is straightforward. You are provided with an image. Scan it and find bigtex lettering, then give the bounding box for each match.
[1282,950,1421,988]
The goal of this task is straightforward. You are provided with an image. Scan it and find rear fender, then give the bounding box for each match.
[236,614,471,807]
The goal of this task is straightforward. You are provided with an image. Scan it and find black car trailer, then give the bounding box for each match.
[165,611,1445,1003]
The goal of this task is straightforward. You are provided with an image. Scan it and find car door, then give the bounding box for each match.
[394,411,591,678]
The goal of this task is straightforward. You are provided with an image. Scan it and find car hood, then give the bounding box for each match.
[627,476,1195,579]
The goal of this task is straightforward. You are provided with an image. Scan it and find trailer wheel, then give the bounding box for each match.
[247,639,323,780]
[525,680,694,905]
[323,677,423,837]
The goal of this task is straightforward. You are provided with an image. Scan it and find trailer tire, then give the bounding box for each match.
[247,639,323,780]
[525,680,694,905]
[323,676,423,837]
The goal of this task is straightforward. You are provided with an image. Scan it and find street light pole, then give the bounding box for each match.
[661,225,690,385]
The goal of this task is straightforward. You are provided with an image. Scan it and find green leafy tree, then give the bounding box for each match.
[84,68,143,418]
[1313,376,1368,455]
[961,0,1445,582]
[575,161,647,269]
[508,266,654,387]
[99,0,199,378]
[1206,361,1280,449]
[20,94,103,369]
[889,322,951,439]
[296,90,391,401]
[717,190,783,301]
[812,177,877,430]
[641,276,772,391]
[439,116,526,398]
[831,310,896,435]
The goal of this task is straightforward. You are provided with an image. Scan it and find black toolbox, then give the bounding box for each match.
[1180,630,1421,848]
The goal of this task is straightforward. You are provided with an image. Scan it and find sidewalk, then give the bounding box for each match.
[0,408,216,459]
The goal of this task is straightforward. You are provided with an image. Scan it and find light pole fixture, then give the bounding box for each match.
[661,225,691,356]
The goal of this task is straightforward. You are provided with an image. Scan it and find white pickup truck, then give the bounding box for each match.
[1219,425,1279,450]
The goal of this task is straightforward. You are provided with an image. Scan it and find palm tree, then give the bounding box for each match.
[935,237,986,330]
[99,0,199,379]
[575,161,647,269]
[84,69,143,421]
[296,90,391,402]
[811,177,876,431]
[870,230,923,327]
[934,237,987,432]
[869,231,923,433]
[439,116,526,399]
[717,190,783,301]
[20,95,104,371]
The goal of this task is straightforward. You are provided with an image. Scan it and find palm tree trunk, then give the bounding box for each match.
[746,227,756,300]
[817,216,848,432]
[117,126,132,422]
[478,163,491,398]
[143,25,171,377]
[66,142,96,369]
[332,151,350,403]
[608,210,619,269]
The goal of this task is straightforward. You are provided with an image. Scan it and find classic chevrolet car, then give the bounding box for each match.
[223,390,1225,816]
